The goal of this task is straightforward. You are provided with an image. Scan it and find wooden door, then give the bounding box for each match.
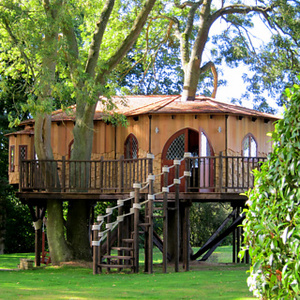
[162,129,199,192]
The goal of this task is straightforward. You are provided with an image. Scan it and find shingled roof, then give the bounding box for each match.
[16,95,279,129]
[96,95,278,120]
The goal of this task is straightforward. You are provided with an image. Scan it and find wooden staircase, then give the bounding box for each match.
[99,237,135,273]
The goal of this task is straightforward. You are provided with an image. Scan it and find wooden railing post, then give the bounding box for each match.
[92,221,99,274]
[19,159,23,192]
[119,155,124,193]
[147,173,154,274]
[219,152,223,193]
[174,159,180,272]
[147,153,154,175]
[61,156,66,192]
[183,152,192,271]
[133,183,141,273]
[100,156,104,192]
[162,165,169,273]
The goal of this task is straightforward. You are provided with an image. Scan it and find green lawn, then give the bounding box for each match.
[0,247,254,300]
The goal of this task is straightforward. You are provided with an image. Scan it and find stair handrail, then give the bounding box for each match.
[92,152,193,274]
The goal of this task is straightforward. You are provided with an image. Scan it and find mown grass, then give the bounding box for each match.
[0,247,254,300]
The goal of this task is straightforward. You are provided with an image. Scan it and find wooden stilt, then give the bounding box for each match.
[92,222,99,274]
[183,154,191,271]
[163,167,169,273]
[174,161,180,272]
[148,174,154,274]
[133,183,140,273]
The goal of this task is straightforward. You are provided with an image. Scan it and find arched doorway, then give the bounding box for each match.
[161,128,214,192]
[161,128,199,192]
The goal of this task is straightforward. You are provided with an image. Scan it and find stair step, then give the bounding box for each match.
[168,207,177,211]
[153,215,164,218]
[139,223,150,227]
[103,255,133,260]
[122,238,134,243]
[99,263,133,269]
[111,246,133,251]
[154,200,175,203]
[154,207,163,211]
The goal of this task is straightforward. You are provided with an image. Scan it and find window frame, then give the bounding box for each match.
[124,134,138,159]
[10,145,15,172]
[242,133,257,158]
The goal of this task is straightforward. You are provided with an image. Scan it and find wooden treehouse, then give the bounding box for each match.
[7,95,278,273]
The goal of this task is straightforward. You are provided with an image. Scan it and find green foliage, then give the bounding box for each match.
[241,81,300,299]
[190,203,231,247]
[3,194,35,253]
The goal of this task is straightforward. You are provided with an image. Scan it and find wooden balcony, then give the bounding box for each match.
[18,154,267,204]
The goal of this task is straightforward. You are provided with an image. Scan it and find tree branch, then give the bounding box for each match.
[211,4,274,24]
[174,1,203,9]
[96,0,156,83]
[85,0,115,78]
[61,12,80,81]
[1,18,36,80]
[200,61,218,98]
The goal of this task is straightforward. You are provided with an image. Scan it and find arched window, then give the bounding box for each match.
[68,140,74,159]
[166,133,185,160]
[124,134,138,159]
[200,131,213,157]
[242,134,257,157]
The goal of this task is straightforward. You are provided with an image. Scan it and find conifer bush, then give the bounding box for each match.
[242,82,300,299]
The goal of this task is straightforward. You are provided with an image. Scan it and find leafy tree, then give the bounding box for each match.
[0,0,157,263]
[190,203,231,247]
[241,1,300,110]
[121,1,298,111]
[241,81,300,299]
[0,73,33,253]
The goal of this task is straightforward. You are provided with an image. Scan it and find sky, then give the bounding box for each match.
[206,11,283,116]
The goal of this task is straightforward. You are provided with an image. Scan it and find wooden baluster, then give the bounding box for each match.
[219,152,223,193]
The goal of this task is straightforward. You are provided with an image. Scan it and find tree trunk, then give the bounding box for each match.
[66,103,95,260]
[66,200,91,260]
[35,113,73,263]
[47,199,72,264]
[181,0,212,101]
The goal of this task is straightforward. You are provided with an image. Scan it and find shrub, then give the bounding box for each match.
[241,82,300,299]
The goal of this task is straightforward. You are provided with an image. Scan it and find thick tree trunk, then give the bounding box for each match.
[35,113,72,263]
[47,199,72,264]
[66,103,95,260]
[67,200,92,260]
[181,0,212,101]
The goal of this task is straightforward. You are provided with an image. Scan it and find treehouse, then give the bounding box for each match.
[6,95,278,273]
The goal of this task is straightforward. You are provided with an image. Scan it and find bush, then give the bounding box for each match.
[242,82,300,299]
[3,190,35,253]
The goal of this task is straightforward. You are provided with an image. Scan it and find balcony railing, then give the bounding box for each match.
[19,156,152,193]
[19,154,267,193]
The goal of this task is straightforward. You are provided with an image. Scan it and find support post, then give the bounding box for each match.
[174,161,180,272]
[183,153,191,271]
[147,174,154,274]
[162,166,169,273]
[33,206,42,267]
[133,183,141,273]
[92,222,99,275]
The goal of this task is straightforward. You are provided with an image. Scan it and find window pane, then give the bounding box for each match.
[166,134,185,160]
